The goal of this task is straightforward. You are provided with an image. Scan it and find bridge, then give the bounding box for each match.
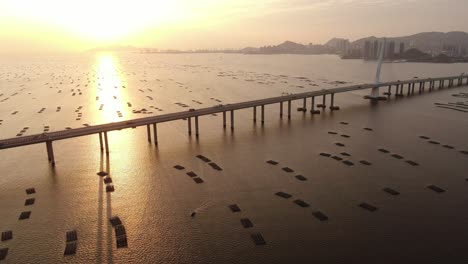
[0,74,467,166]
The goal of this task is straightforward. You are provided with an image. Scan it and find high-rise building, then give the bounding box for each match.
[373,40,379,59]
[364,41,371,59]
[386,41,395,59]
[399,42,405,54]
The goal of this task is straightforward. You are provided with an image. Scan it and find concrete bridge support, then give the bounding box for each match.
[330,93,339,111]
[261,105,265,125]
[230,111,234,130]
[385,85,391,96]
[287,100,292,120]
[147,125,151,143]
[99,132,104,152]
[280,102,283,118]
[302,98,307,111]
[195,116,199,137]
[310,96,320,114]
[188,117,192,135]
[317,94,326,109]
[223,111,226,129]
[104,132,109,154]
[46,141,55,166]
[153,123,158,146]
[253,106,257,123]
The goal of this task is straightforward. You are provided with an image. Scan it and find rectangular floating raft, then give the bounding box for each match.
[293,199,310,208]
[66,230,78,242]
[251,233,266,246]
[240,218,254,228]
[229,204,241,212]
[312,211,329,222]
[1,231,12,241]
[359,203,378,212]
[64,241,77,255]
[275,192,292,199]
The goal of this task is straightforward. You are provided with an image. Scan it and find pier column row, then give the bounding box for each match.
[145,124,158,145]
[287,100,292,120]
[195,116,199,137]
[98,132,109,153]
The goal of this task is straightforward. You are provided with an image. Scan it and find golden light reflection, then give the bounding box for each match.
[94,54,129,124]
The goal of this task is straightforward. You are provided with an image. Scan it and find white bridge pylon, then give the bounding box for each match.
[365,38,388,101]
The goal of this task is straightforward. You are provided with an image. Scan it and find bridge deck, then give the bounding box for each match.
[0,75,466,150]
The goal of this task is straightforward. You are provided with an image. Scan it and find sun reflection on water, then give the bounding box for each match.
[94,54,128,124]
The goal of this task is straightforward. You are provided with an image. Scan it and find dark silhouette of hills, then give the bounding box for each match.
[134,31,468,63]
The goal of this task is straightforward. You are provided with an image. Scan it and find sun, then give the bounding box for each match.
[1,0,186,43]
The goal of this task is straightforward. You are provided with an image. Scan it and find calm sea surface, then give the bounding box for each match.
[0,53,468,263]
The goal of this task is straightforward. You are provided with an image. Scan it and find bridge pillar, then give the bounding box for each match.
[230,110,234,130]
[46,141,55,166]
[396,84,403,97]
[261,105,265,125]
[330,93,339,111]
[253,106,257,123]
[440,80,444,88]
[195,116,199,137]
[302,98,307,111]
[147,124,151,143]
[310,96,320,114]
[280,102,283,118]
[153,123,158,146]
[287,100,291,120]
[317,94,326,108]
[223,111,226,129]
[411,82,415,94]
[407,83,411,96]
[99,132,104,152]
[104,132,109,154]
[188,117,192,135]
[385,85,391,96]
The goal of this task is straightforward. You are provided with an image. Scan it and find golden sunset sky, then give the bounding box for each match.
[1,0,467,53]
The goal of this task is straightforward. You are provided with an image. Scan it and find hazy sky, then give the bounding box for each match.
[1,0,468,53]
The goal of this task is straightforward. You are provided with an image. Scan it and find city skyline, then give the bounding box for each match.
[1,0,468,54]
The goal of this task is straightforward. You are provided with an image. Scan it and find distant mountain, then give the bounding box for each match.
[86,45,138,52]
[242,40,332,54]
